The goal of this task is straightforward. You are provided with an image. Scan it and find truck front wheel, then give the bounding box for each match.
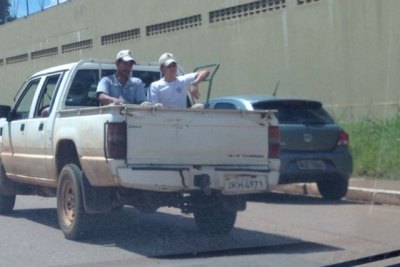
[0,194,15,215]
[57,164,90,240]
[0,164,16,215]
[193,203,237,235]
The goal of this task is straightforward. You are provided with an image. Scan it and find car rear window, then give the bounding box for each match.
[133,70,161,88]
[252,100,334,125]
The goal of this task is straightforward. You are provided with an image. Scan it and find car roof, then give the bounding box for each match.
[31,59,163,77]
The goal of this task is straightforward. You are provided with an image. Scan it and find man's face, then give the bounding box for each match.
[162,62,177,77]
[117,60,134,77]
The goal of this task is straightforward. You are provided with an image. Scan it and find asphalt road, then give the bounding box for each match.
[0,193,399,267]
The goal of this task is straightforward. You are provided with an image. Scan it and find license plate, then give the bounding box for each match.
[224,176,267,193]
[297,160,326,170]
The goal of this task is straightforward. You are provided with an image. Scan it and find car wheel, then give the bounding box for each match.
[0,194,16,215]
[194,203,237,235]
[317,175,349,200]
[57,164,91,240]
[0,164,16,215]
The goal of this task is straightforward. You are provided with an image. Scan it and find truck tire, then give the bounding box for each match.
[194,203,237,235]
[0,164,16,215]
[317,175,349,200]
[57,164,90,240]
[0,194,16,215]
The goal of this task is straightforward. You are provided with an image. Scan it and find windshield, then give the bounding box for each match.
[0,1,399,267]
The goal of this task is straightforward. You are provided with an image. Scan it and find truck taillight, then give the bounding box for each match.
[106,122,127,159]
[268,126,280,159]
[337,131,349,147]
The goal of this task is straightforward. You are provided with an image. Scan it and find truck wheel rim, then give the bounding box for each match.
[61,179,76,226]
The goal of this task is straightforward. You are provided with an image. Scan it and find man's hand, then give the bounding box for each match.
[111,98,125,105]
[189,84,201,99]
[98,93,126,105]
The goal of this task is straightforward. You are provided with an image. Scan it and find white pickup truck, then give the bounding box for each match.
[0,59,280,240]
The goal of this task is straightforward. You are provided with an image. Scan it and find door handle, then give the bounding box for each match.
[38,122,44,131]
[20,123,25,131]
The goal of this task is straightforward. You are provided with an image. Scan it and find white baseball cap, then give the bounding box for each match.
[159,52,177,67]
[116,50,136,63]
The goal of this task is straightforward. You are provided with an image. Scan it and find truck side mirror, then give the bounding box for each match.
[0,105,11,120]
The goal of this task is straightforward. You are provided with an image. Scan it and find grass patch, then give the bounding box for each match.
[341,112,400,180]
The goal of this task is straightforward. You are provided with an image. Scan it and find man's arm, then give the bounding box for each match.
[147,83,159,104]
[96,76,125,105]
[192,70,210,86]
[189,70,210,99]
[97,92,125,105]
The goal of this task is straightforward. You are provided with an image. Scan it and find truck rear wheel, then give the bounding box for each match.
[194,203,237,235]
[57,164,90,240]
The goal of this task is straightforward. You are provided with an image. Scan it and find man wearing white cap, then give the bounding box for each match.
[97,50,146,105]
[147,52,209,109]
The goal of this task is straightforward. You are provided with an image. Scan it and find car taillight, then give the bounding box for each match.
[106,122,127,159]
[337,131,349,146]
[268,126,280,158]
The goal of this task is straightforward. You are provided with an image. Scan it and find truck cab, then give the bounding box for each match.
[0,60,164,185]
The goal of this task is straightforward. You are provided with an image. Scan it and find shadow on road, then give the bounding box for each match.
[11,208,58,229]
[248,191,362,205]
[81,207,343,258]
[9,202,343,258]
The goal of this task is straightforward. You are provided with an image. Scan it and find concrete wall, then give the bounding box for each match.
[0,0,399,120]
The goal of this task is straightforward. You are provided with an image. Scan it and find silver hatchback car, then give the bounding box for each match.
[207,95,353,200]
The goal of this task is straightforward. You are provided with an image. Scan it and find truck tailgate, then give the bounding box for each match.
[124,108,271,167]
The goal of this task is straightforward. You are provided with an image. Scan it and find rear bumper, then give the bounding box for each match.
[278,148,353,184]
[116,166,280,195]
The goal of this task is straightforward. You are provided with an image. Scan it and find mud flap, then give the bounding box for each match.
[80,172,116,214]
[221,195,247,211]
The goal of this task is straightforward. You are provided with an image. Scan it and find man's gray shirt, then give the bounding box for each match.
[97,74,146,104]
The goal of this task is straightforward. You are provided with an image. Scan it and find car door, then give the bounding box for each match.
[3,78,43,179]
[24,73,63,182]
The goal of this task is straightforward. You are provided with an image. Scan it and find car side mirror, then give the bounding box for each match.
[0,105,11,120]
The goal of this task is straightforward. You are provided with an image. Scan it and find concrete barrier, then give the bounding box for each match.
[272,183,400,206]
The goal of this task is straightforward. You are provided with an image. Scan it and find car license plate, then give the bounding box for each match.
[297,160,326,170]
[224,176,267,193]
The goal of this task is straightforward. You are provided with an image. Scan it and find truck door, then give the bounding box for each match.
[24,73,62,182]
[4,78,43,177]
